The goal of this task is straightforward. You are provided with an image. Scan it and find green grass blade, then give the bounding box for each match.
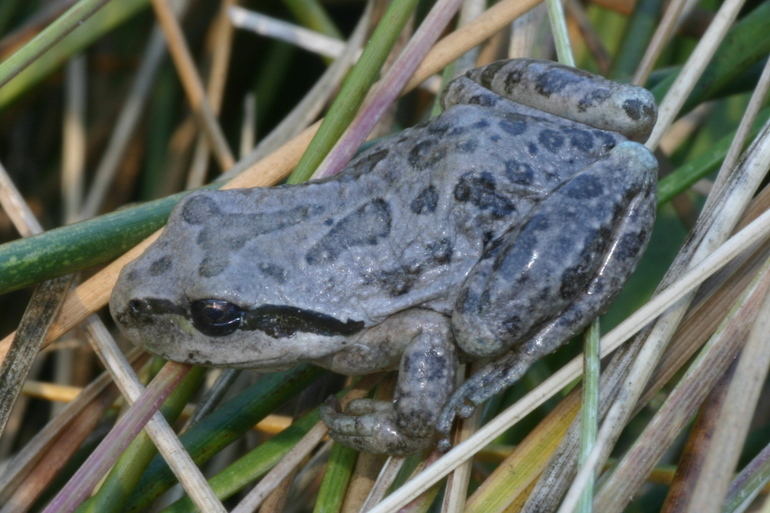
[287,0,419,184]
[121,365,326,512]
[0,0,150,110]
[0,191,185,294]
[313,443,358,513]
[76,365,207,513]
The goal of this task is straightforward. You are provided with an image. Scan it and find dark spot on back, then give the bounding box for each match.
[454,171,516,219]
[562,127,594,152]
[528,142,539,155]
[394,134,409,145]
[567,174,604,199]
[259,262,288,284]
[593,131,618,152]
[499,118,527,136]
[427,238,453,264]
[447,125,469,137]
[502,314,523,333]
[381,267,420,296]
[428,119,451,136]
[539,129,565,152]
[189,203,325,279]
[199,257,228,278]
[223,234,249,251]
[456,139,478,153]
[408,139,446,170]
[306,199,392,265]
[356,148,389,169]
[505,160,535,185]
[181,194,220,225]
[410,185,439,214]
[149,256,172,276]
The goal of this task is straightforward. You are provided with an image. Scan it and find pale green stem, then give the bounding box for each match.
[545,0,575,66]
[578,318,601,513]
[0,0,112,89]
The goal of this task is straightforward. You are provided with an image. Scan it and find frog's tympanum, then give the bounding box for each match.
[111,59,658,454]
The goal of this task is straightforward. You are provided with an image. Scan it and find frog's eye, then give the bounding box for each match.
[190,299,242,337]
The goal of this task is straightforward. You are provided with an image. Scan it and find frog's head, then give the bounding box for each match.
[110,190,364,369]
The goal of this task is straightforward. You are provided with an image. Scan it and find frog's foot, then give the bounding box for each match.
[435,347,536,452]
[319,309,458,454]
[320,397,433,454]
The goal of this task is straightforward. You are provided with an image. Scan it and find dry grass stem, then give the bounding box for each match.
[632,0,694,85]
[80,21,175,219]
[186,0,236,188]
[150,0,234,171]
[559,117,770,512]
[708,57,770,197]
[594,257,770,511]
[82,318,225,512]
[230,6,347,60]
[0,3,766,511]
[361,455,407,512]
[682,280,770,512]
[232,377,378,513]
[0,161,43,236]
[62,55,86,223]
[646,0,747,149]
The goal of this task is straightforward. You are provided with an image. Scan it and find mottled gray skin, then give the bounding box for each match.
[111,59,658,455]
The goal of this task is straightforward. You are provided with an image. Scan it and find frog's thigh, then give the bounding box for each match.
[453,141,657,359]
[321,309,458,454]
[436,143,656,450]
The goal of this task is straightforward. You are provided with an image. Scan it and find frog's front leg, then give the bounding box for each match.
[437,141,657,450]
[320,309,458,454]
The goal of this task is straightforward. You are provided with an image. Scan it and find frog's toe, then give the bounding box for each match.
[345,398,391,415]
[320,397,432,454]
[434,390,477,452]
[435,351,535,451]
[330,432,432,455]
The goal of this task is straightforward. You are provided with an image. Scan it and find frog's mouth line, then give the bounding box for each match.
[122,297,365,340]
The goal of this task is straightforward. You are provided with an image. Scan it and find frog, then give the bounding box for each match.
[110,59,658,455]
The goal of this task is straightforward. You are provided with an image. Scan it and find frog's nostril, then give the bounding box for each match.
[128,298,152,315]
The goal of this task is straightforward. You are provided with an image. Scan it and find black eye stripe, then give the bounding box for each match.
[187,300,364,339]
[241,304,365,338]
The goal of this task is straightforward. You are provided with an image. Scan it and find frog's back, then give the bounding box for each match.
[153,101,626,326]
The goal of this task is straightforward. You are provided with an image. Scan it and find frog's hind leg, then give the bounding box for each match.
[320,309,458,454]
[444,59,657,142]
[437,142,657,451]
